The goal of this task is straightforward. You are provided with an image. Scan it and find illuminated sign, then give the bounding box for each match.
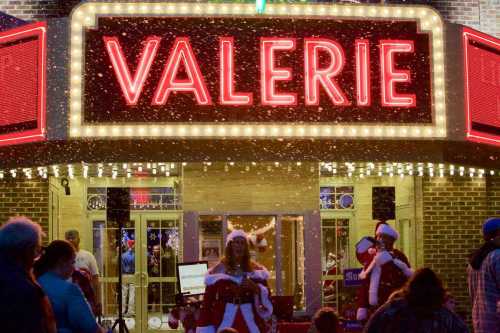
[70,3,446,139]
[463,27,500,146]
[0,21,46,146]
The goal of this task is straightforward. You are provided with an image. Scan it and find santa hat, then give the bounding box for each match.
[226,229,248,246]
[375,222,399,240]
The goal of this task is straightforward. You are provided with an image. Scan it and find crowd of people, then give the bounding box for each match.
[0,215,498,333]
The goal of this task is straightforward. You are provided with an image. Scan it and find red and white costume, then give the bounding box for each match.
[355,223,413,321]
[196,265,273,333]
[196,229,273,333]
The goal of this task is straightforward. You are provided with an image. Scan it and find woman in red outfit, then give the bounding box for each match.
[197,230,273,333]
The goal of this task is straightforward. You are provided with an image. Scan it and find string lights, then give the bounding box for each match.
[0,162,496,180]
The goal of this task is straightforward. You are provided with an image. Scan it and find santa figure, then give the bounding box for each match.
[355,221,413,321]
[196,230,273,333]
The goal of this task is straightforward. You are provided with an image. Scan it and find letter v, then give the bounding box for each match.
[103,36,161,105]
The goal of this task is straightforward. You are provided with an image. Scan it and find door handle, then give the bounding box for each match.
[141,272,149,288]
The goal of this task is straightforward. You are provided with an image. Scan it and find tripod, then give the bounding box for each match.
[110,222,129,333]
[107,188,131,333]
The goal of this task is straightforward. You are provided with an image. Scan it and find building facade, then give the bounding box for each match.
[0,1,498,331]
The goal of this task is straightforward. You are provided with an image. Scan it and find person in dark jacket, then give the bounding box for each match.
[364,268,468,333]
[0,216,56,333]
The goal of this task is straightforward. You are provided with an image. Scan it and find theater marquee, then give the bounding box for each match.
[69,2,446,139]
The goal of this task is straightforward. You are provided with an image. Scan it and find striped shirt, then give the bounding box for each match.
[468,249,500,333]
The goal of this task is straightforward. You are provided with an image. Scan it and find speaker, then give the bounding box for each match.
[106,188,130,223]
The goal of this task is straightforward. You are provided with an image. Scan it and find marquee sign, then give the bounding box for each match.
[70,3,446,139]
[463,27,500,146]
[0,22,46,146]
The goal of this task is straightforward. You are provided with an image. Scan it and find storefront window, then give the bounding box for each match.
[198,214,306,310]
[227,215,277,293]
[199,215,223,269]
[321,218,357,318]
[281,215,305,311]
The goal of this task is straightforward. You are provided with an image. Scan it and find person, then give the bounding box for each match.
[35,239,106,333]
[65,229,101,315]
[355,221,413,321]
[197,230,273,333]
[468,216,500,333]
[363,268,468,333]
[310,307,338,333]
[122,239,135,316]
[0,216,56,333]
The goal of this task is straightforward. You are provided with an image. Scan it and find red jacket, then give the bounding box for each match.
[196,265,273,333]
[355,244,413,321]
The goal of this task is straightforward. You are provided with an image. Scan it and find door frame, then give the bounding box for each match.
[185,210,320,316]
[87,210,183,332]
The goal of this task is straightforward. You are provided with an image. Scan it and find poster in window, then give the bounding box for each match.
[201,239,221,268]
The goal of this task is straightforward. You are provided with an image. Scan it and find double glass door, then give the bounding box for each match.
[91,212,182,332]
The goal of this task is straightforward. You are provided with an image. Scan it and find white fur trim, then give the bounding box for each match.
[359,258,377,280]
[254,284,273,320]
[205,268,269,286]
[247,268,270,281]
[369,265,382,306]
[205,273,243,286]
[376,224,399,240]
[356,237,375,253]
[374,251,393,266]
[356,308,368,321]
[217,303,239,331]
[393,259,413,277]
[240,303,260,333]
[226,230,248,246]
[197,326,215,333]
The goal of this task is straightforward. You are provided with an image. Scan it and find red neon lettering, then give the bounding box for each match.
[304,39,348,106]
[380,40,416,107]
[104,36,161,105]
[219,37,252,105]
[355,39,371,106]
[260,38,297,106]
[153,37,211,105]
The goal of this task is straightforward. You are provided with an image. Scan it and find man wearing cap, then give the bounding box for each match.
[468,217,500,333]
[65,229,101,315]
[355,222,413,321]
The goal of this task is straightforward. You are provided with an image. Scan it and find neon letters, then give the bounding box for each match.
[104,36,416,108]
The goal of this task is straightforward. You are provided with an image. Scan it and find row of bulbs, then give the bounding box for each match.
[0,162,496,180]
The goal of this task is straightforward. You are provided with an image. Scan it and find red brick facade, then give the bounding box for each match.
[422,175,500,321]
[0,178,49,243]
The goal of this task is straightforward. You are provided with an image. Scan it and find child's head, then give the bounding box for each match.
[313,307,338,333]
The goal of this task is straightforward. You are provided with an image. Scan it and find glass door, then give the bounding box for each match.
[90,212,182,333]
[91,212,141,332]
[321,217,356,319]
[137,213,182,332]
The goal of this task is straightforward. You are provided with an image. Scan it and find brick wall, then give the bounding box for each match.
[0,178,50,243]
[422,175,500,322]
[487,175,500,217]
[432,0,500,38]
[0,0,78,20]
